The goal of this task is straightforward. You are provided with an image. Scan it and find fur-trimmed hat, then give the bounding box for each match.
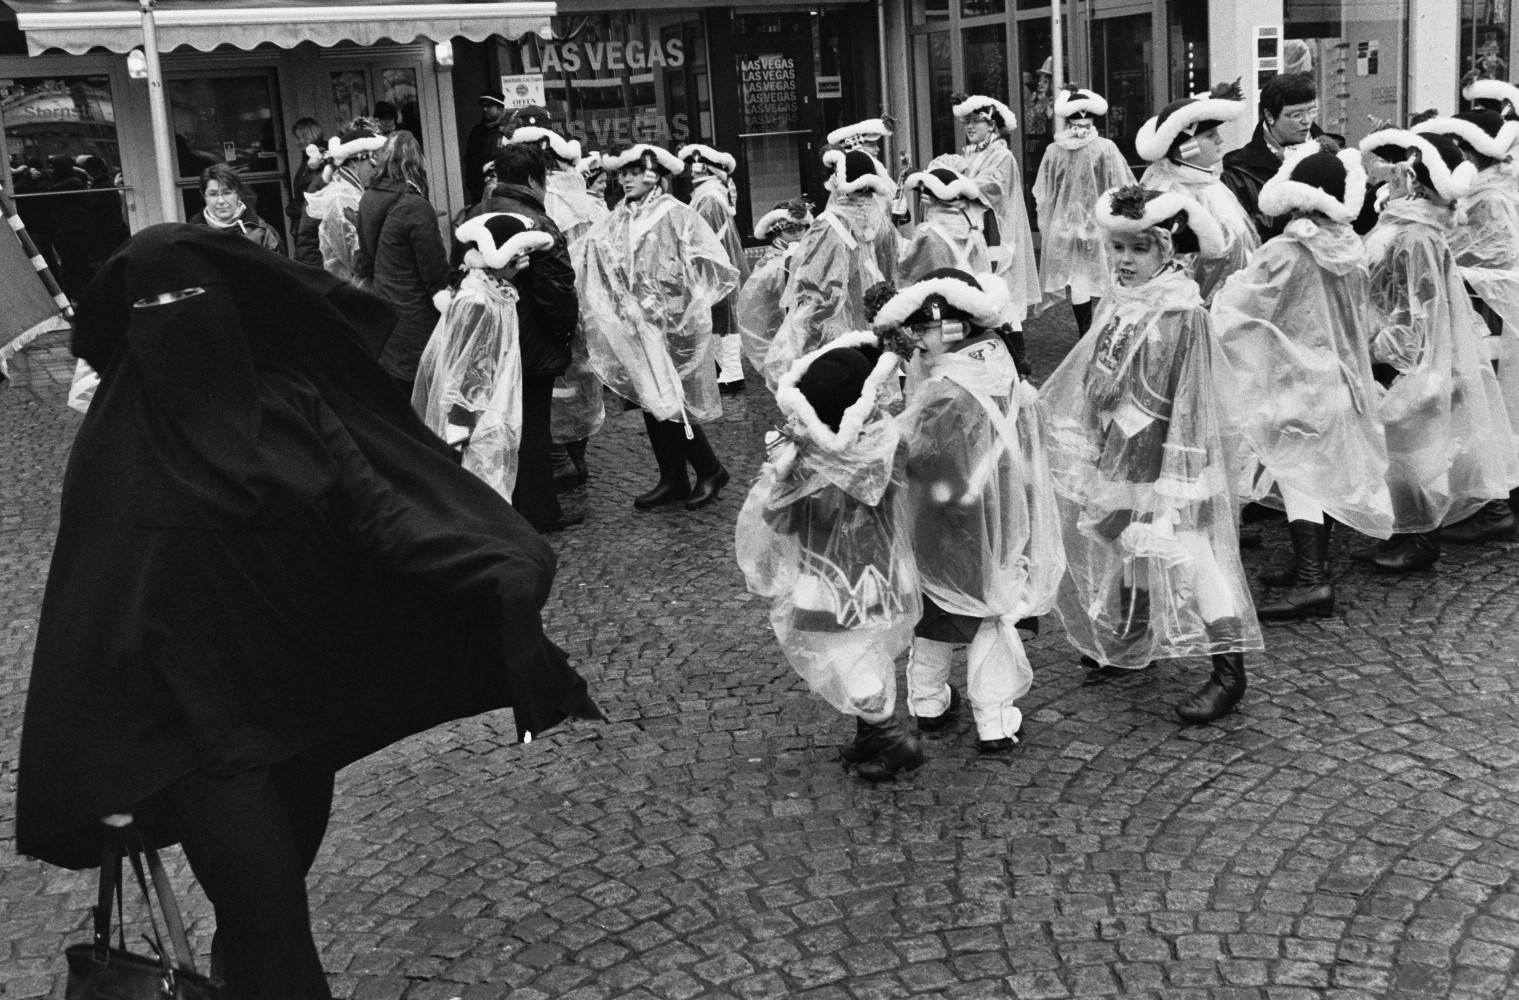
[1413,110,1519,160]
[903,166,986,205]
[327,128,386,167]
[1463,77,1519,120]
[822,148,897,197]
[677,144,737,175]
[754,198,815,239]
[455,212,556,270]
[577,151,604,181]
[603,143,685,176]
[1135,81,1244,162]
[1257,144,1368,224]
[776,331,898,450]
[826,119,893,150]
[508,105,552,129]
[952,95,1017,132]
[1095,185,1227,258]
[1054,86,1109,121]
[510,126,582,164]
[871,268,1010,331]
[1359,128,1477,202]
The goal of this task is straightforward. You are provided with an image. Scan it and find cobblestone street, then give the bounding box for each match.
[5,316,1519,1000]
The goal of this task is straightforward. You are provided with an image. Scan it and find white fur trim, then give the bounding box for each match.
[775,330,901,452]
[677,144,737,174]
[904,170,986,204]
[1054,89,1109,119]
[1360,129,1476,201]
[455,213,556,270]
[822,149,897,197]
[577,152,603,177]
[871,273,1009,331]
[603,144,684,175]
[1257,146,1367,224]
[432,288,454,314]
[1134,98,1243,161]
[826,119,892,146]
[510,126,582,163]
[327,133,386,165]
[951,95,1017,132]
[305,143,325,170]
[1465,78,1519,114]
[1413,115,1519,160]
[1095,188,1226,259]
[753,206,814,239]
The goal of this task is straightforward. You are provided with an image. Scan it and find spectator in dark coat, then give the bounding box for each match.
[288,117,326,266]
[461,144,582,532]
[355,131,452,396]
[464,93,509,206]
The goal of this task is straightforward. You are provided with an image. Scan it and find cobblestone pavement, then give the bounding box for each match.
[5,315,1519,1000]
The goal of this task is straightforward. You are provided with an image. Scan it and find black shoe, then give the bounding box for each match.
[551,445,581,493]
[1175,652,1247,724]
[853,718,925,781]
[1370,530,1441,573]
[1442,501,1516,544]
[544,506,586,533]
[633,480,689,510]
[915,685,961,732]
[1259,520,1335,621]
[684,465,730,510]
[566,438,590,485]
[719,379,746,395]
[977,729,1024,754]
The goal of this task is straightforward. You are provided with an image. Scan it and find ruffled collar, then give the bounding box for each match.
[1054,128,1099,151]
[1107,263,1202,310]
[1282,216,1366,275]
[1378,195,1454,231]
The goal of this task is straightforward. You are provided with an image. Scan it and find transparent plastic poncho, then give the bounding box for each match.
[411,268,523,501]
[960,138,1041,326]
[1032,134,1135,309]
[545,170,610,443]
[1140,158,1260,305]
[898,335,1064,705]
[1211,217,1394,537]
[737,245,796,377]
[1449,170,1519,426]
[1039,266,1263,668]
[763,197,885,390]
[574,191,739,424]
[689,176,751,288]
[895,199,994,287]
[305,177,365,286]
[735,364,920,718]
[1364,198,1519,531]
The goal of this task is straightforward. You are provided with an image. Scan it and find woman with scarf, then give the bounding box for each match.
[190,163,282,253]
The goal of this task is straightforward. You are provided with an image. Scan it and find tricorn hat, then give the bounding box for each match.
[952,95,1017,132]
[1135,81,1244,162]
[677,144,738,175]
[754,198,815,239]
[1095,185,1227,258]
[871,268,1010,331]
[510,126,582,164]
[1359,128,1477,202]
[1257,144,1368,224]
[603,143,685,176]
[822,148,897,197]
[455,212,556,270]
[1054,86,1109,121]
[776,330,900,448]
[903,166,987,205]
[1413,109,1519,160]
[826,119,893,150]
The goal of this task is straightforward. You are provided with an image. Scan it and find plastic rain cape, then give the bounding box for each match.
[960,138,1041,325]
[1450,170,1519,426]
[1210,217,1394,537]
[1038,266,1263,668]
[763,197,885,390]
[1364,198,1519,531]
[895,199,994,287]
[411,268,523,501]
[305,176,365,286]
[544,169,610,443]
[574,191,739,423]
[689,176,751,288]
[735,366,920,718]
[738,244,797,376]
[1140,158,1260,305]
[899,334,1064,706]
[1033,135,1135,308]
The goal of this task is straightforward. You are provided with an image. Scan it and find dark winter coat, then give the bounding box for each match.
[355,177,452,382]
[295,208,324,268]
[462,185,578,378]
[464,119,508,205]
[15,224,601,870]
[188,203,284,254]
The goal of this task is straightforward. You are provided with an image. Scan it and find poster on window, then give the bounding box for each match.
[330,71,370,132]
[739,53,797,133]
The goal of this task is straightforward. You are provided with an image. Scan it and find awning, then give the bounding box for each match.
[7,0,556,57]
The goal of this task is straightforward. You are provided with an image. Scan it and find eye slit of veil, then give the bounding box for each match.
[133,287,208,309]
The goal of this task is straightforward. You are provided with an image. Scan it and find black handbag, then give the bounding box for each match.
[64,826,221,1000]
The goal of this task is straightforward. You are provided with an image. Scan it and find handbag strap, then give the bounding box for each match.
[136,834,200,976]
[122,837,175,981]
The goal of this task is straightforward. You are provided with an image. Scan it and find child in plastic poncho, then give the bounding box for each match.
[511,125,608,488]
[1213,145,1393,623]
[1135,82,1261,305]
[895,163,996,285]
[1411,109,1519,544]
[825,119,902,285]
[1039,185,1263,725]
[738,198,814,377]
[413,212,554,501]
[1354,129,1519,574]
[1033,87,1136,335]
[735,332,924,782]
[872,269,1064,753]
[304,127,386,286]
[575,144,740,512]
[764,149,898,390]
[679,144,752,393]
[952,95,1042,330]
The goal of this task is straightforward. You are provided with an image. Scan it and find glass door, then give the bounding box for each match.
[1090,13,1155,164]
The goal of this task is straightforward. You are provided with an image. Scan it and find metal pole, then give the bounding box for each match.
[876,0,891,160]
[1051,0,1064,90]
[139,0,181,223]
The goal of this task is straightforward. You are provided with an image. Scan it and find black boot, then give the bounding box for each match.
[1442,500,1516,544]
[682,422,730,510]
[1370,529,1441,573]
[1259,519,1334,620]
[850,717,925,782]
[566,438,590,485]
[1072,298,1094,337]
[1117,585,1149,641]
[551,443,580,493]
[1261,518,1332,586]
[1175,651,1247,724]
[633,413,690,509]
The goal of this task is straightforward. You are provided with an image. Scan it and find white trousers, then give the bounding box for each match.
[906,619,1030,742]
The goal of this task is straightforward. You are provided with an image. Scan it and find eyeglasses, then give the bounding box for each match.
[1280,106,1320,124]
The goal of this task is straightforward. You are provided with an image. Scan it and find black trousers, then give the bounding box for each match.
[642,410,720,485]
[512,373,562,531]
[155,754,336,1000]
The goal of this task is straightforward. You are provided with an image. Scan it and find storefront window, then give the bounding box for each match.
[1462,1,1514,88]
[913,0,952,28]
[1,75,128,299]
[1092,14,1154,164]
[1018,18,1054,180]
[168,71,287,247]
[1167,0,1210,100]
[1285,0,1407,141]
[963,24,1010,106]
[912,32,955,158]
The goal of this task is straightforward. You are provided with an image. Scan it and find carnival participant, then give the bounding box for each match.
[895,164,996,285]
[1032,85,1134,335]
[1354,128,1519,572]
[1039,185,1262,723]
[952,95,1041,329]
[736,334,923,781]
[827,118,892,159]
[578,152,608,202]
[737,198,814,375]
[825,118,900,282]
[1136,81,1260,305]
[575,144,739,511]
[1463,74,1519,125]
[1211,145,1394,620]
[679,144,751,394]
[304,125,386,286]
[873,269,1062,752]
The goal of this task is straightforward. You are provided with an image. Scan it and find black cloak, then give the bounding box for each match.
[16,224,602,870]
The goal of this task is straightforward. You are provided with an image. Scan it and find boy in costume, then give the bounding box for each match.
[679,144,752,394]
[952,95,1041,329]
[895,164,996,285]
[738,198,814,377]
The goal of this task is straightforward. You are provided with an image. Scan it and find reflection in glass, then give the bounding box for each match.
[1284,0,1409,141]
[380,67,423,146]
[329,70,370,134]
[963,24,1010,106]
[1091,13,1153,164]
[1019,18,1055,182]
[912,32,956,158]
[962,0,1007,15]
[169,74,279,176]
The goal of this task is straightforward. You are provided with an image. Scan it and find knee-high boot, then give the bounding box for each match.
[634,413,690,509]
[682,422,730,510]
[1260,518,1333,587]
[1259,520,1334,620]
